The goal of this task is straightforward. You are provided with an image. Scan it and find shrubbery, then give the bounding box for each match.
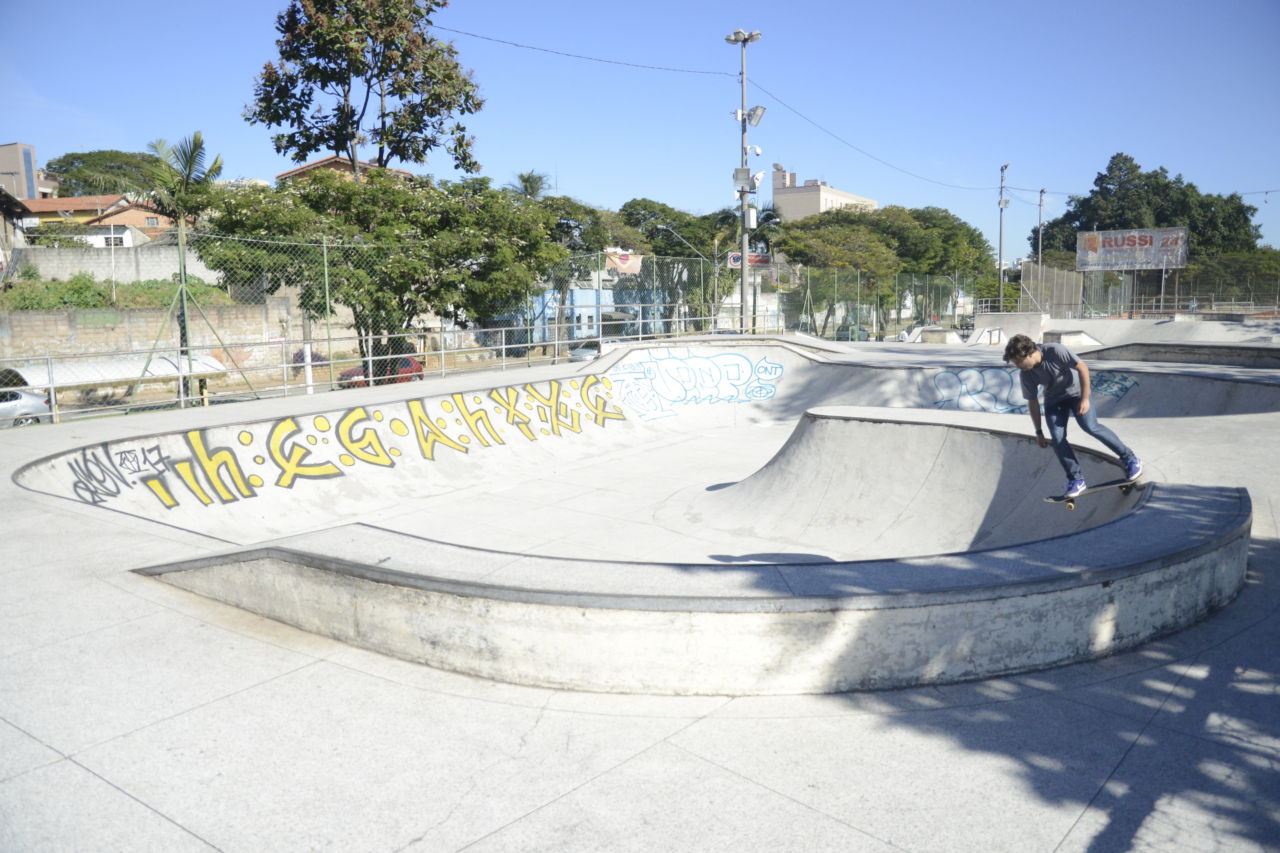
[0,272,235,310]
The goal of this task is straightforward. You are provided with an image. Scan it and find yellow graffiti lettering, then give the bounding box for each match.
[142,476,179,508]
[452,392,503,447]
[173,461,214,506]
[580,376,626,426]
[185,430,255,503]
[337,407,393,467]
[488,387,537,441]
[525,381,581,436]
[269,417,342,488]
[406,400,469,460]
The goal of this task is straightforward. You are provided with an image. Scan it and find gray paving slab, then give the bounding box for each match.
[458,741,901,852]
[0,760,216,852]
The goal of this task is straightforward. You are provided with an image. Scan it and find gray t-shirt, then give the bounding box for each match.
[1020,343,1081,405]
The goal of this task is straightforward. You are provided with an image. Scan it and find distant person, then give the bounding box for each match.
[1004,334,1141,498]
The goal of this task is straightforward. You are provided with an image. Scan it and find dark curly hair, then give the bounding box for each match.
[1003,334,1038,363]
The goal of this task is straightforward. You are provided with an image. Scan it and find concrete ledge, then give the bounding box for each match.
[139,480,1251,695]
[1084,341,1280,368]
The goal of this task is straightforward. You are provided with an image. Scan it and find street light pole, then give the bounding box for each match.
[726,28,761,333]
[998,163,1009,308]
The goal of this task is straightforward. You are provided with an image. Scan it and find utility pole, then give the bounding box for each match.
[726,28,762,333]
[998,164,1009,308]
[1037,188,1046,265]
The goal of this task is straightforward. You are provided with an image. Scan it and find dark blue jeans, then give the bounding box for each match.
[1044,397,1132,481]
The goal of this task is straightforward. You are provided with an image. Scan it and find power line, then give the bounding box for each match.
[748,80,998,192]
[436,25,1279,203]
[434,25,734,77]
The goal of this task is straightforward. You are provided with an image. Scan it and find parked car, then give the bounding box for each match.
[0,387,51,427]
[835,324,870,342]
[338,356,425,388]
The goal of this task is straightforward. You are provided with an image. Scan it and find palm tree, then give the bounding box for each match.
[146,131,224,224]
[505,170,549,200]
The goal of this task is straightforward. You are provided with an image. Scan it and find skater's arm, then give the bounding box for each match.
[1076,360,1092,415]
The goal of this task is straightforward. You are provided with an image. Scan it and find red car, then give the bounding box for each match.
[337,355,425,388]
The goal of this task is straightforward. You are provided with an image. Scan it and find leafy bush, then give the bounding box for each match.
[0,273,234,310]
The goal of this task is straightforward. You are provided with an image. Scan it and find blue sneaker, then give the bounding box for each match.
[1123,455,1143,481]
[1065,478,1087,498]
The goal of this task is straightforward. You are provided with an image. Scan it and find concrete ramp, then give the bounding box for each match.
[661,411,1136,560]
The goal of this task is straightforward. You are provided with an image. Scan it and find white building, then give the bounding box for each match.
[771,165,877,223]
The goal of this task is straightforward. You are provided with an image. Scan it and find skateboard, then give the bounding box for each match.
[1045,477,1143,511]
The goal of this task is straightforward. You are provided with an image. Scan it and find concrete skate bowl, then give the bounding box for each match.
[16,340,1255,694]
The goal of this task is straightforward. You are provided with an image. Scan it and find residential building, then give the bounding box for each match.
[0,187,33,273]
[22,195,126,226]
[0,143,58,199]
[84,202,175,239]
[771,165,877,223]
[276,155,414,184]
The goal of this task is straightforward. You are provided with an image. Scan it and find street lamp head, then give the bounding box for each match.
[746,105,766,126]
[725,28,761,44]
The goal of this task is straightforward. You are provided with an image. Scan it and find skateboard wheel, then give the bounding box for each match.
[1066,500,1076,511]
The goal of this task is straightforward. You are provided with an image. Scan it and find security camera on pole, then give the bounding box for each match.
[726,28,763,333]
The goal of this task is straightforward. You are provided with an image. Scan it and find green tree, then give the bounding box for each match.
[246,0,483,179]
[506,170,549,200]
[146,132,224,224]
[1033,153,1261,258]
[773,216,901,328]
[43,150,161,197]
[200,168,567,366]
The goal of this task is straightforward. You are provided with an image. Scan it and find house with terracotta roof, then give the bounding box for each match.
[84,201,175,239]
[22,194,126,226]
[275,156,414,184]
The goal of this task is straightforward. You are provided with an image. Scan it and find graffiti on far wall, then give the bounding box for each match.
[56,376,625,512]
[932,367,1138,413]
[607,348,784,420]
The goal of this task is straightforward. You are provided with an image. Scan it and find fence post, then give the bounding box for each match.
[47,355,60,424]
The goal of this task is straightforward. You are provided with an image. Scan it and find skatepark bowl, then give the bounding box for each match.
[16,337,1259,694]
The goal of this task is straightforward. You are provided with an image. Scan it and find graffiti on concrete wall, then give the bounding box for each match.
[59,376,625,511]
[607,348,784,420]
[1091,371,1138,401]
[932,367,1137,413]
[932,367,1027,414]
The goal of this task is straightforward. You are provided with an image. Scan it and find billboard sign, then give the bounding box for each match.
[1076,227,1188,271]
[727,252,771,269]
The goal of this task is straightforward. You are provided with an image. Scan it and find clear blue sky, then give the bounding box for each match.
[4,0,1278,261]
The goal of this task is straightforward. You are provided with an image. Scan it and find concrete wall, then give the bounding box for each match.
[9,244,219,284]
[0,298,295,362]
[974,312,1048,341]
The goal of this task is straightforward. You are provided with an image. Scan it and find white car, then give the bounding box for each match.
[0,387,51,427]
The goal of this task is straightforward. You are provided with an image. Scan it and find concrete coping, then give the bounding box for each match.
[138,480,1251,614]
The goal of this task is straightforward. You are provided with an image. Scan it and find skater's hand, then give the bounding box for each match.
[1036,434,1049,449]
[1078,397,1091,415]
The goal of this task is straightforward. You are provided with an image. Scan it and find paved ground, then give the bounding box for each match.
[2,335,1278,852]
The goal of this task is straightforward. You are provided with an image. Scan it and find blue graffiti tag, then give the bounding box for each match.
[932,367,1027,413]
[608,349,784,419]
[933,367,1137,414]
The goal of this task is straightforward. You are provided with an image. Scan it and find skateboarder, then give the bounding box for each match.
[1003,334,1142,498]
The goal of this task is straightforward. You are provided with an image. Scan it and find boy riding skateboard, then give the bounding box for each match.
[1003,334,1142,498]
